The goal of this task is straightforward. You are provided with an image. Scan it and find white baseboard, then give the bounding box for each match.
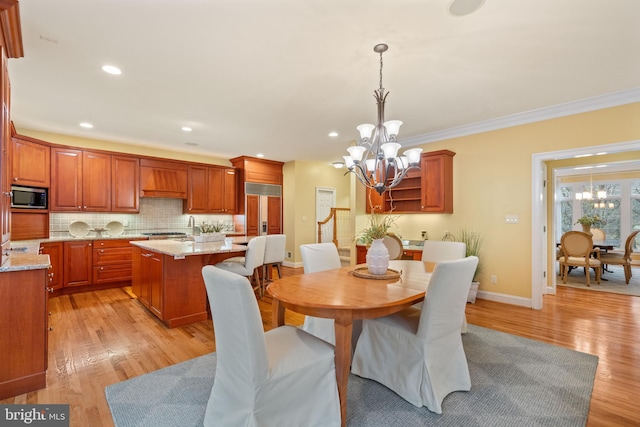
[476,290,532,308]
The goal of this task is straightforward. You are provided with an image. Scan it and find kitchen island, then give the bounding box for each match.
[130,239,248,328]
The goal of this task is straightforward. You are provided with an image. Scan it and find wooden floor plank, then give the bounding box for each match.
[1,266,638,426]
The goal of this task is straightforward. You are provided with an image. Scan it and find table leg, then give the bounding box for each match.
[334,312,353,427]
[272,298,285,327]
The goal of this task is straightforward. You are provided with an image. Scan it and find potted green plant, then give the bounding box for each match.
[357,213,397,245]
[575,215,605,233]
[458,227,483,303]
[196,221,226,242]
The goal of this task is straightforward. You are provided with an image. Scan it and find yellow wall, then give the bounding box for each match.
[283,161,351,264]
[351,103,640,301]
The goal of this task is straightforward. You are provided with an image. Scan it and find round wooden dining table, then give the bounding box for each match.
[267,260,432,427]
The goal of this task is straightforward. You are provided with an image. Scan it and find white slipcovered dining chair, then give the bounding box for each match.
[214,235,266,296]
[351,256,479,414]
[201,266,340,427]
[300,243,342,345]
[421,240,467,267]
[418,240,469,332]
[262,234,286,284]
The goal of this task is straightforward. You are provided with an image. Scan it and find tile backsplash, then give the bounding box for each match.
[50,198,234,234]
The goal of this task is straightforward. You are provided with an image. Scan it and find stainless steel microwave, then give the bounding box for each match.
[11,185,48,209]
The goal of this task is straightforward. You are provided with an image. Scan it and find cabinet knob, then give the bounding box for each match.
[88,243,92,247]
[47,287,54,293]
[100,249,105,253]
[13,177,17,181]
[49,326,54,332]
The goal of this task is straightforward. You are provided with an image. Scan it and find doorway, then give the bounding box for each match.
[531,140,640,309]
[316,187,336,243]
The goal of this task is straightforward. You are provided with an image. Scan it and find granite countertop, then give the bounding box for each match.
[0,252,50,272]
[131,238,248,257]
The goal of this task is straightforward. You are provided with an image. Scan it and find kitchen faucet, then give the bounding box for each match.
[187,215,197,235]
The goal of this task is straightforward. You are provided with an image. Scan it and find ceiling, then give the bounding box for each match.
[7,0,640,164]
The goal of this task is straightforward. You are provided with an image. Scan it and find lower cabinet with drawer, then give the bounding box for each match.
[93,239,134,284]
[54,238,144,293]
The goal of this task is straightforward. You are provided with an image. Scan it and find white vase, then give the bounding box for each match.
[366,238,389,275]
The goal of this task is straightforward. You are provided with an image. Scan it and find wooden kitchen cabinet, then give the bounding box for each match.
[421,150,455,213]
[11,136,50,188]
[267,195,282,234]
[230,155,283,185]
[50,148,112,211]
[184,165,208,213]
[0,51,11,263]
[0,268,48,400]
[39,241,63,292]
[92,239,135,284]
[63,240,92,287]
[112,155,140,212]
[246,194,259,236]
[365,150,455,214]
[208,167,237,213]
[184,165,237,214]
[132,246,164,318]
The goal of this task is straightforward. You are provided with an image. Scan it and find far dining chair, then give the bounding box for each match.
[559,231,601,286]
[201,266,340,427]
[421,240,467,268]
[351,256,479,414]
[419,240,468,331]
[382,233,403,260]
[262,234,286,284]
[299,243,343,345]
[599,230,640,284]
[214,235,266,296]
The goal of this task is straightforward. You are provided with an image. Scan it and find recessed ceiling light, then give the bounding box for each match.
[328,131,339,138]
[182,127,192,132]
[79,122,93,128]
[185,142,198,146]
[101,65,122,75]
[256,153,265,158]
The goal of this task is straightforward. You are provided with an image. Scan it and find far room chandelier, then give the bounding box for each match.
[343,43,422,195]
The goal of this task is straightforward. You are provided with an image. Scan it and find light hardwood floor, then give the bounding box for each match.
[2,266,639,426]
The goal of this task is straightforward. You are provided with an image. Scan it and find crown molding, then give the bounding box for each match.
[401,88,640,147]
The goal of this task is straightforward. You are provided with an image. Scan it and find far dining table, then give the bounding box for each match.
[267,260,432,427]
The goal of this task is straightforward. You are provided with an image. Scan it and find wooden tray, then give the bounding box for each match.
[351,267,402,280]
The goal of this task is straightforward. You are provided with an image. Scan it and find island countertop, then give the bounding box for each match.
[130,239,248,257]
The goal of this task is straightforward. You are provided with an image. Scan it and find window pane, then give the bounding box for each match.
[560,200,572,233]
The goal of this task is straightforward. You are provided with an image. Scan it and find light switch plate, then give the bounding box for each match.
[505,214,519,224]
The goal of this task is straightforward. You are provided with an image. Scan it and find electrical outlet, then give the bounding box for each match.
[286,251,292,258]
[490,275,498,284]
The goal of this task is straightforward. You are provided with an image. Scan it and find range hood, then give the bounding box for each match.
[139,159,188,199]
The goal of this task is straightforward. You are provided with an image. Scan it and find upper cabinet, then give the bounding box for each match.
[207,167,237,213]
[50,148,111,212]
[230,156,283,185]
[11,136,50,188]
[366,149,455,214]
[112,155,140,212]
[184,165,237,214]
[421,150,455,213]
[139,158,188,199]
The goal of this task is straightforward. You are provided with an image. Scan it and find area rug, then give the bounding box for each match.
[558,264,640,296]
[105,325,598,427]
